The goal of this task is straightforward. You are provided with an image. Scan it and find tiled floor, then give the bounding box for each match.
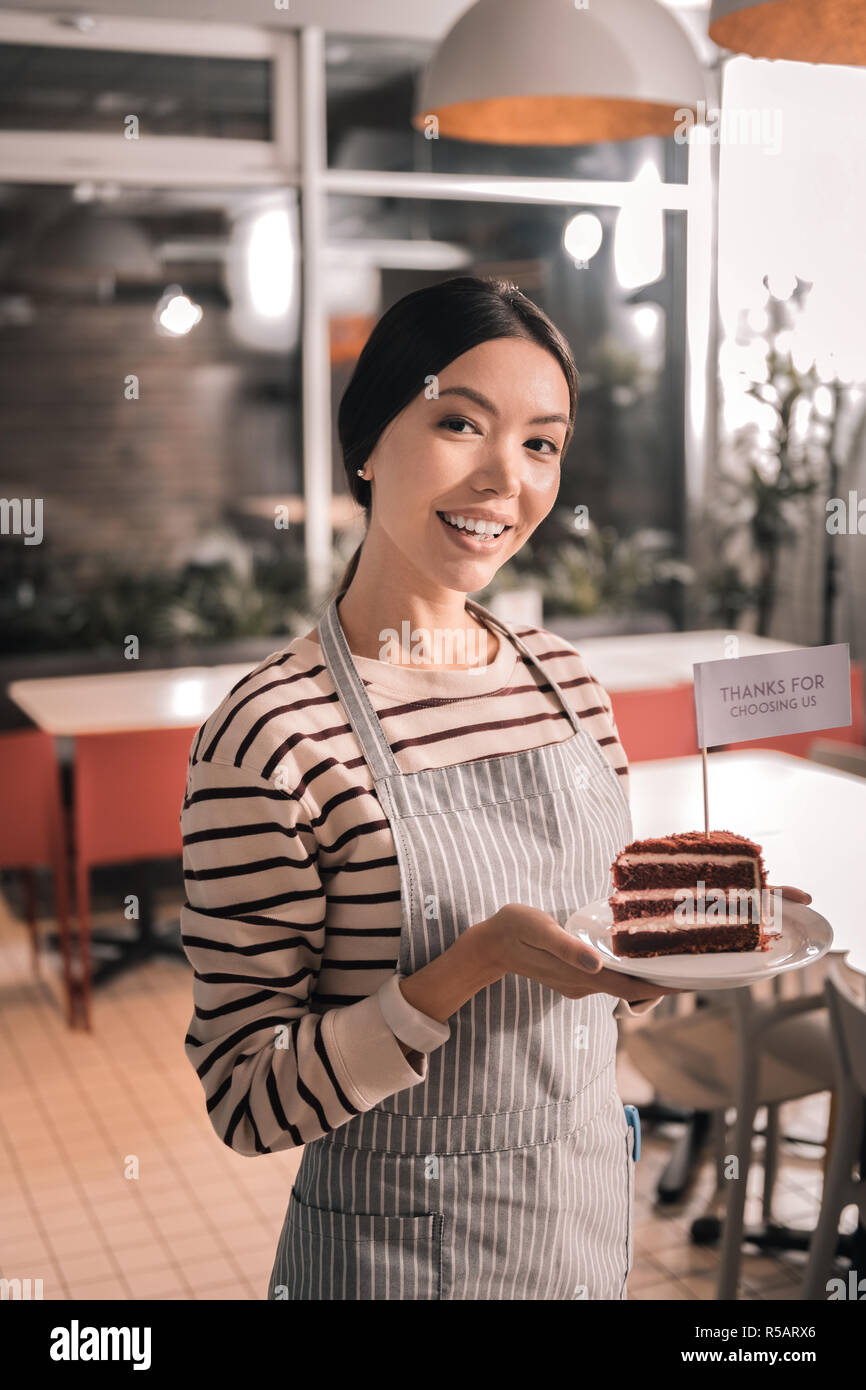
[0,881,857,1301]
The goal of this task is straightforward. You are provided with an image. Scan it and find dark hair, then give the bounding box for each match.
[333,275,579,599]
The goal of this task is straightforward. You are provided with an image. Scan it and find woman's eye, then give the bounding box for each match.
[439,416,477,434]
[526,437,561,455]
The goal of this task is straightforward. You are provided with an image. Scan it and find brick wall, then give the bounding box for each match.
[0,297,299,578]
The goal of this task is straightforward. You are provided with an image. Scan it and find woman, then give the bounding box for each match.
[181,276,806,1301]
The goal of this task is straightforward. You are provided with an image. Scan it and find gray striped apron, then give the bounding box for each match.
[267,595,635,1301]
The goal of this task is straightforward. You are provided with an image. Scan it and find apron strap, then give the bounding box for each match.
[317,594,584,783]
[465,598,584,736]
[318,597,401,780]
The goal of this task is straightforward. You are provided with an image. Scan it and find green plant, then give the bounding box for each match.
[0,525,312,655]
[478,509,691,617]
[706,277,834,635]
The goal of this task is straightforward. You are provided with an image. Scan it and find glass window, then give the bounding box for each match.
[0,182,305,654]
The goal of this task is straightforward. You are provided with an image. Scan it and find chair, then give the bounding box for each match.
[801,957,866,1300]
[0,729,75,1024]
[611,684,700,762]
[72,726,199,1030]
[807,738,866,779]
[622,981,837,1299]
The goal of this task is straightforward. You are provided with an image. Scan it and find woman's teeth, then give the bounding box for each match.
[437,511,508,541]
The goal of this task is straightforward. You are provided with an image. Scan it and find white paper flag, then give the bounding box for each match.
[693,643,852,749]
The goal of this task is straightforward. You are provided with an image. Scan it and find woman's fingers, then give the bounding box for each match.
[769,883,812,904]
[591,967,682,1000]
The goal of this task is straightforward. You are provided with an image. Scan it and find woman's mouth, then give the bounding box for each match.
[436,511,513,550]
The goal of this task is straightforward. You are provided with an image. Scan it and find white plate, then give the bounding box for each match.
[564,898,833,991]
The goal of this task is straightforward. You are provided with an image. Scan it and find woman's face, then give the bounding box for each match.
[365,336,572,596]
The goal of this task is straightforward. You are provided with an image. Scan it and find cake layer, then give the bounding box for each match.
[610,892,763,925]
[610,922,760,959]
[612,856,762,893]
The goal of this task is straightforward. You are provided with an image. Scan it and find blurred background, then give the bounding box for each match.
[1,0,865,1306]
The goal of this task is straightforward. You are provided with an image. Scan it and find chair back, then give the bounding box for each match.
[807,738,866,779]
[825,956,866,1096]
[0,728,66,866]
[73,726,199,867]
[610,684,699,762]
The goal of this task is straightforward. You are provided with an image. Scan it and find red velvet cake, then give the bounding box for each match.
[608,830,769,959]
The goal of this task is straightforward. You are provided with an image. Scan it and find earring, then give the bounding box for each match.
[357,469,368,479]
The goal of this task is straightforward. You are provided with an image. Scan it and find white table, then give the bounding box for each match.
[628,749,866,974]
[575,630,801,692]
[7,663,256,736]
[5,631,800,733]
[6,660,260,1014]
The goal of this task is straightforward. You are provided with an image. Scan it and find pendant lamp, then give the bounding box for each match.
[413,0,707,145]
[709,0,866,66]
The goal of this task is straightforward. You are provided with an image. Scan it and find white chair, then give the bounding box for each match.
[801,956,866,1300]
[622,979,836,1299]
[807,738,866,779]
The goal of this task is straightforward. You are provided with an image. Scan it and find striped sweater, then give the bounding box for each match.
[181,615,654,1158]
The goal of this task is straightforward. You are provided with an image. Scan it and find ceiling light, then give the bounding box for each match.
[414,0,707,145]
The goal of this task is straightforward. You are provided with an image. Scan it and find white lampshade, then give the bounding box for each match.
[709,0,866,66]
[413,0,707,145]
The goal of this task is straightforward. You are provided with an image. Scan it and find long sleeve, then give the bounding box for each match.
[181,756,432,1157]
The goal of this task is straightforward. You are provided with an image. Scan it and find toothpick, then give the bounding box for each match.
[701,746,710,837]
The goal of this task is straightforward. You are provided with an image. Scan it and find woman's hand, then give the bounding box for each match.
[474,903,683,1006]
[768,884,812,904]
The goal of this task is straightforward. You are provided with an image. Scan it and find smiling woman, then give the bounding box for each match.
[181,274,670,1304]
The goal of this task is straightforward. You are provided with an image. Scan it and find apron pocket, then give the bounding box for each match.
[269,1190,444,1301]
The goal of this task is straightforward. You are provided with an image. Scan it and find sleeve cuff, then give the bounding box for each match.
[375,972,452,1053]
[616,995,663,1018]
[322,991,429,1110]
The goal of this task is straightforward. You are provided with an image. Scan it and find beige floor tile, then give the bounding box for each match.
[112,1243,173,1275]
[150,1199,207,1231]
[627,1256,674,1292]
[634,1218,692,1253]
[651,1242,721,1278]
[0,1210,43,1241]
[162,1230,225,1262]
[122,1265,187,1300]
[192,1280,254,1300]
[182,1261,245,1296]
[630,1278,697,1301]
[219,1223,277,1257]
[141,1186,196,1216]
[54,1248,118,1285]
[676,1270,731,1300]
[36,1203,96,1235]
[44,1223,107,1258]
[63,1277,130,1300]
[1,1232,54,1264]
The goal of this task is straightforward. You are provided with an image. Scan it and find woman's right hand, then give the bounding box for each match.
[474,902,684,1006]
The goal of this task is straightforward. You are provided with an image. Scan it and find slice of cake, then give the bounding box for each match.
[608,830,769,959]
